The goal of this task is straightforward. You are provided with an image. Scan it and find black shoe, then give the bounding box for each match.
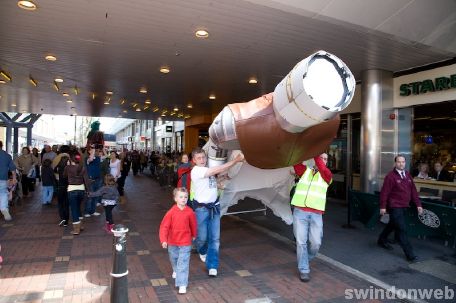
[407,256,419,263]
[377,240,394,250]
[299,272,310,282]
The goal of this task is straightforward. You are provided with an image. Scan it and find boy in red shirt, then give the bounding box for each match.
[159,187,197,294]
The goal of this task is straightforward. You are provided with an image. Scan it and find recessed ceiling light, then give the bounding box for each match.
[0,80,6,84]
[209,94,216,100]
[11,104,17,107]
[132,103,138,108]
[104,101,110,105]
[145,100,151,104]
[0,71,12,82]
[195,29,209,38]
[187,104,193,109]
[139,87,147,94]
[62,92,69,97]
[123,110,127,113]
[21,110,27,113]
[161,113,166,117]
[45,54,57,61]
[120,99,126,105]
[29,75,37,87]
[53,82,60,92]
[106,91,113,95]
[160,67,170,74]
[174,107,179,111]
[18,1,37,11]
[66,100,73,103]
[118,115,122,118]
[144,105,150,110]
[73,85,79,95]
[136,108,141,112]
[153,107,159,112]
[92,93,96,100]
[248,78,258,84]
[54,77,63,83]
[185,115,191,119]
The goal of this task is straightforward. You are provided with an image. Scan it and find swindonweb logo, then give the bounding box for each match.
[345,286,454,301]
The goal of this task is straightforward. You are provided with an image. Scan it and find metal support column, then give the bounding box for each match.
[13,128,19,156]
[26,127,32,147]
[5,125,12,155]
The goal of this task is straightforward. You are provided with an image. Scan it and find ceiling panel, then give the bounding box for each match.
[0,0,455,120]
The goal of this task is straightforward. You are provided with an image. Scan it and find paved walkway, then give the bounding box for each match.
[1,173,387,303]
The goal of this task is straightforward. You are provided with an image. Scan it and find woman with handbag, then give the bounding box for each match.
[14,147,39,197]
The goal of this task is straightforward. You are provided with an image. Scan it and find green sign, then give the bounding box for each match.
[400,74,456,96]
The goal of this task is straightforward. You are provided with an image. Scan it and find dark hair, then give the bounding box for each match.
[70,153,84,176]
[22,146,30,153]
[104,174,116,186]
[59,145,70,154]
[0,141,2,149]
[191,147,205,158]
[394,154,406,162]
[43,159,52,167]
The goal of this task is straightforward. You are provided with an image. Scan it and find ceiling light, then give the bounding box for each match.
[54,77,63,83]
[29,75,37,87]
[106,91,113,95]
[153,107,159,112]
[177,113,183,118]
[136,108,141,112]
[160,67,170,74]
[170,112,176,116]
[195,29,209,38]
[139,87,147,94]
[173,107,179,111]
[104,101,110,105]
[0,80,6,84]
[161,113,166,117]
[73,85,79,95]
[21,110,27,113]
[144,105,150,110]
[62,92,69,97]
[118,115,122,118]
[66,100,73,103]
[184,115,191,119]
[0,71,12,82]
[123,110,128,113]
[120,99,126,105]
[132,103,138,108]
[11,104,17,107]
[187,104,193,109]
[162,109,168,114]
[145,99,151,104]
[45,54,57,61]
[92,93,96,100]
[53,81,60,92]
[209,94,216,100]
[248,78,258,84]
[18,1,37,11]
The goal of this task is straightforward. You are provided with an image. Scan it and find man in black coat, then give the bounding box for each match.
[432,162,453,182]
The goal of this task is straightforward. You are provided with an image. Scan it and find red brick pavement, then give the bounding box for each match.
[0,174,390,302]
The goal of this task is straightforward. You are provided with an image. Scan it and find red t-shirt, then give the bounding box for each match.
[159,205,197,246]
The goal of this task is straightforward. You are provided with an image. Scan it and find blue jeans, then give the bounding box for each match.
[168,245,191,287]
[41,186,54,204]
[195,207,220,270]
[293,208,323,274]
[85,178,102,214]
[68,190,84,223]
[0,180,8,210]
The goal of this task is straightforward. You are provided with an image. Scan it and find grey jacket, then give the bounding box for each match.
[89,185,119,202]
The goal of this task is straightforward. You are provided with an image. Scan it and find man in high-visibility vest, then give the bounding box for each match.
[291,153,331,282]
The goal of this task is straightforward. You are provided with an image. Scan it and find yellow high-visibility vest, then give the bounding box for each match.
[291,168,331,211]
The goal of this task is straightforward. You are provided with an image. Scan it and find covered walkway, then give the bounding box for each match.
[0,174,383,303]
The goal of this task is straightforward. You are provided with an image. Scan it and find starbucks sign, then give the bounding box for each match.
[400,74,456,96]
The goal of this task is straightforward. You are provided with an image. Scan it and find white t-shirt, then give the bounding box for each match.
[109,159,121,178]
[191,166,218,203]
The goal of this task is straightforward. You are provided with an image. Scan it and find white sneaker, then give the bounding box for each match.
[84,214,91,218]
[1,209,12,221]
[178,286,187,294]
[199,254,206,263]
[93,212,101,216]
[172,272,176,279]
[79,216,83,220]
[208,269,217,277]
[96,203,101,207]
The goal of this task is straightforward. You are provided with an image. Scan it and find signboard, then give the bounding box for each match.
[400,74,456,96]
[166,125,173,132]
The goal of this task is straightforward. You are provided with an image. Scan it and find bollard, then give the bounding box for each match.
[110,224,129,303]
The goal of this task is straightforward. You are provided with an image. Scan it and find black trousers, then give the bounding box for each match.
[21,176,33,195]
[117,175,126,196]
[104,205,116,224]
[378,207,415,259]
[57,185,69,222]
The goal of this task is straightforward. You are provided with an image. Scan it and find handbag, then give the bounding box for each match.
[380,213,390,224]
[27,166,36,178]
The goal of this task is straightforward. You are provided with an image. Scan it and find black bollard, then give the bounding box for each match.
[110,224,129,303]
